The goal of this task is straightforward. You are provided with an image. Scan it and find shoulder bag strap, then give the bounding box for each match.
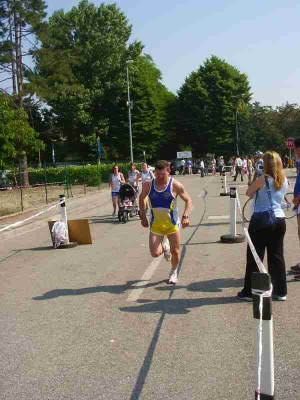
[265,176,274,209]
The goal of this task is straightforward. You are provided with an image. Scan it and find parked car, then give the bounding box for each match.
[0,171,12,190]
[170,159,182,175]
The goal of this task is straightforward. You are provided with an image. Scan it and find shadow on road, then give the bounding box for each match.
[155,277,244,293]
[87,215,120,224]
[32,280,166,300]
[120,295,242,315]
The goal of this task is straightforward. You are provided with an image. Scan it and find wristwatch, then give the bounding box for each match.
[182,215,189,219]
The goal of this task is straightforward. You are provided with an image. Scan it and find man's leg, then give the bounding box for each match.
[168,230,180,270]
[166,230,180,283]
[149,232,164,258]
[292,215,300,272]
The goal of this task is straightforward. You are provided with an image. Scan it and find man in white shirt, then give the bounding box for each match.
[234,155,243,182]
[200,159,204,177]
[180,159,186,175]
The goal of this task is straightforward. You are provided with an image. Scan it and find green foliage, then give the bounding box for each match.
[0,93,44,167]
[10,162,132,187]
[28,1,143,157]
[27,1,175,161]
[177,55,252,156]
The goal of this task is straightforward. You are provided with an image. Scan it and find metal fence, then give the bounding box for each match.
[0,161,109,217]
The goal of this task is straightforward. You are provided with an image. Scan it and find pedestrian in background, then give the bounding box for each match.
[247,155,254,186]
[180,159,186,175]
[233,155,243,181]
[211,158,216,175]
[200,159,204,177]
[187,159,193,175]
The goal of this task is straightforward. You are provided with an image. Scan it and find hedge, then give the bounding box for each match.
[8,162,139,187]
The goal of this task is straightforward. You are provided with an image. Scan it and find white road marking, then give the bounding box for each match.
[126,255,163,302]
[208,215,230,220]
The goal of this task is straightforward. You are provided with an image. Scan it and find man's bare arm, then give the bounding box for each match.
[139,181,151,226]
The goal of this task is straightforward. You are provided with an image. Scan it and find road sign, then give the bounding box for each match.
[177,151,192,159]
[285,137,294,148]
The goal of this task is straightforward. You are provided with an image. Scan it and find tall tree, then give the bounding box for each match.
[28,0,143,160]
[177,55,252,156]
[0,0,47,183]
[0,92,44,168]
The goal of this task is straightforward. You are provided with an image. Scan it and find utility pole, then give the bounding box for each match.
[126,60,134,163]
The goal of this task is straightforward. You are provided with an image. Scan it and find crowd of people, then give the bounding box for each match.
[108,142,300,291]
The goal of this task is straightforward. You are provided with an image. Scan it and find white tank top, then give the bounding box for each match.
[141,170,152,184]
[111,173,121,192]
[128,170,138,185]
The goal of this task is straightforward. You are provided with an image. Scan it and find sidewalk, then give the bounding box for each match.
[0,186,112,240]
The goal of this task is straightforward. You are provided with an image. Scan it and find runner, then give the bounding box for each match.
[139,160,192,284]
[140,162,155,215]
[140,162,154,185]
[128,162,140,188]
[109,165,125,215]
[128,162,140,213]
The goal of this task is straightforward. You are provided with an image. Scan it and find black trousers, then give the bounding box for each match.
[234,166,243,181]
[243,217,287,297]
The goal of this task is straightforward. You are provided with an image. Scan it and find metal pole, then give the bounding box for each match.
[52,141,56,165]
[59,194,70,245]
[236,108,239,156]
[83,162,86,195]
[97,162,100,191]
[44,161,48,204]
[126,64,134,163]
[230,187,237,237]
[19,160,24,212]
[252,273,274,399]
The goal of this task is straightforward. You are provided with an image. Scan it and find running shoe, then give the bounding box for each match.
[168,269,178,284]
[236,291,252,302]
[272,295,287,301]
[163,240,171,261]
[291,263,300,272]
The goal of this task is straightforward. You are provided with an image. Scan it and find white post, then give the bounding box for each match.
[230,186,237,237]
[224,174,228,194]
[59,194,70,245]
[252,273,274,400]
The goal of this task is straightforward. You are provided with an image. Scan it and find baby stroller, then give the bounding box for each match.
[118,184,139,223]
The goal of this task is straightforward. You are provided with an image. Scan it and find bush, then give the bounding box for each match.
[7,163,134,187]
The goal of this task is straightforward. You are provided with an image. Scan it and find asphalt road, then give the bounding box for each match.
[0,172,299,400]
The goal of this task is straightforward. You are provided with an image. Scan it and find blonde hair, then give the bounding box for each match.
[263,151,285,190]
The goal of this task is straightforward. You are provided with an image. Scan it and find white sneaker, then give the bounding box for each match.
[163,240,171,261]
[168,269,178,284]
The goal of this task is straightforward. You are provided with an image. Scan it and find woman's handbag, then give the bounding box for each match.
[250,177,276,231]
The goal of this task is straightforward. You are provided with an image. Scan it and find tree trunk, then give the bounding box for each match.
[9,16,17,95]
[19,152,29,187]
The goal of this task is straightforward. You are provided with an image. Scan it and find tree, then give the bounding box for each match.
[0,0,47,183]
[177,55,252,156]
[0,92,44,168]
[28,0,143,160]
[107,54,176,160]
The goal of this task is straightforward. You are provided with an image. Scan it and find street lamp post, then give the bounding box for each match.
[50,138,57,165]
[235,106,239,156]
[126,60,134,163]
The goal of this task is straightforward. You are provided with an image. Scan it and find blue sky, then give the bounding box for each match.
[27,1,300,106]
